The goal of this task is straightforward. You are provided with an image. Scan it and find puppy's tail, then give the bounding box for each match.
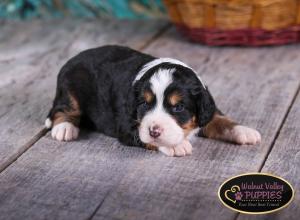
[45,106,58,129]
[45,118,53,129]
[44,106,56,129]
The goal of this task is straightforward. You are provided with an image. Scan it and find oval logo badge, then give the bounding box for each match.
[218,173,294,214]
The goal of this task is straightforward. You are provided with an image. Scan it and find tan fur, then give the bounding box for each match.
[182,116,197,137]
[144,90,154,103]
[53,93,81,126]
[169,92,182,106]
[202,113,237,139]
[145,144,158,151]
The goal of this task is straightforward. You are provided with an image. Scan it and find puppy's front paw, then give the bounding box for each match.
[51,122,79,142]
[229,125,261,145]
[158,139,192,157]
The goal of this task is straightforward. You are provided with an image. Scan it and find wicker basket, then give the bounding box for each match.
[163,0,300,46]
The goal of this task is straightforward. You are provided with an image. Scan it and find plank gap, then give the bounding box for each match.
[84,24,172,220]
[0,21,170,174]
[234,81,300,220]
[86,189,113,220]
[0,127,48,173]
[0,22,86,173]
[257,82,300,173]
[138,23,171,51]
[233,213,240,220]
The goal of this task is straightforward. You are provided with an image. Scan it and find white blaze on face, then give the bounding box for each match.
[138,68,184,147]
[133,57,206,89]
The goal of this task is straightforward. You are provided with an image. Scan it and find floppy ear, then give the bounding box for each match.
[126,80,144,121]
[193,86,216,127]
[126,85,139,120]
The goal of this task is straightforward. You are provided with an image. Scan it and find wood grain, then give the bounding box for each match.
[237,89,300,220]
[0,25,299,220]
[0,20,80,171]
[91,29,300,220]
[0,19,168,171]
[0,132,159,220]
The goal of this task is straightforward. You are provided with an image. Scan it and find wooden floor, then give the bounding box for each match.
[0,19,300,220]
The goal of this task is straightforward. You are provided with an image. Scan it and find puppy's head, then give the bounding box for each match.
[134,61,216,147]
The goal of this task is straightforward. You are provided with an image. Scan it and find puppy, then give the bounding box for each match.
[45,45,261,157]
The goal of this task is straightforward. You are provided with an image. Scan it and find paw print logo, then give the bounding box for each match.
[235,192,243,201]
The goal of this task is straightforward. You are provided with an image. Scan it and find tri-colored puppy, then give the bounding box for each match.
[45,45,261,156]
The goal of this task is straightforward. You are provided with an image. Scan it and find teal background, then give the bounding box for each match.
[0,0,166,19]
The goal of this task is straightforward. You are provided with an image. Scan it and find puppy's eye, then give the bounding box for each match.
[140,101,149,109]
[172,104,184,113]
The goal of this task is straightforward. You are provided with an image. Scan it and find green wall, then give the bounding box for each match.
[0,0,166,19]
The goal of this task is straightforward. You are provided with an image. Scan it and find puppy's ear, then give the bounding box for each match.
[192,86,216,127]
[127,81,143,120]
[126,86,138,118]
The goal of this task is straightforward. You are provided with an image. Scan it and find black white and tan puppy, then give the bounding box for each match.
[45,45,261,156]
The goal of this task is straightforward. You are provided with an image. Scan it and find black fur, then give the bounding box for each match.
[48,45,217,147]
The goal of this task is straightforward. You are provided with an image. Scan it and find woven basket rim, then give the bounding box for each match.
[164,0,291,6]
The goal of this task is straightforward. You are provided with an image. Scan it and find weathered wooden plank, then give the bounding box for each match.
[0,20,80,171]
[0,19,168,171]
[90,29,300,220]
[0,20,81,88]
[237,89,300,220]
[0,133,158,220]
[0,26,299,220]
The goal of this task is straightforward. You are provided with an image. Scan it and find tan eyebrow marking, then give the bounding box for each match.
[144,90,154,103]
[169,91,183,106]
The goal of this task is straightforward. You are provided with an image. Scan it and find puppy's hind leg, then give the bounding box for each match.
[46,92,81,142]
[201,111,261,145]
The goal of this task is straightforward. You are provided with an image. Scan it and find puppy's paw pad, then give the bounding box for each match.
[51,122,79,142]
[231,125,261,145]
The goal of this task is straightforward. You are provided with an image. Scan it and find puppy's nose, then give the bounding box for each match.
[149,125,162,138]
